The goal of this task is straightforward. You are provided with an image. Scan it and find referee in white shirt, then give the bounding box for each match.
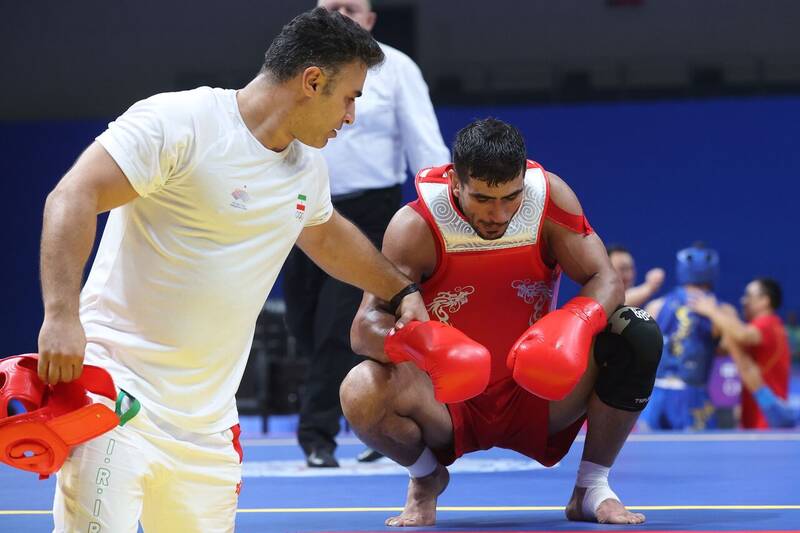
[284,0,450,467]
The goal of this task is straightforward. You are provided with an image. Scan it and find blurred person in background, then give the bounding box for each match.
[641,244,724,430]
[607,244,664,307]
[690,278,796,428]
[284,0,450,468]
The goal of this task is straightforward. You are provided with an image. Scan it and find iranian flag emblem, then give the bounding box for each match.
[295,194,307,219]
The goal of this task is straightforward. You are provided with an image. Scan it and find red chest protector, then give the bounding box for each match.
[0,354,121,478]
[410,161,561,385]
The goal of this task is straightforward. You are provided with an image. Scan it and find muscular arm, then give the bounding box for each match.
[542,172,624,315]
[39,142,140,383]
[711,310,762,346]
[42,143,138,314]
[296,210,413,302]
[350,206,437,362]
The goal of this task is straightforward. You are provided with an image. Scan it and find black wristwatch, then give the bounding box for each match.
[388,283,421,315]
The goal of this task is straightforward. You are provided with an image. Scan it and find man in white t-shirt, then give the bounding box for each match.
[286,0,451,468]
[36,8,428,533]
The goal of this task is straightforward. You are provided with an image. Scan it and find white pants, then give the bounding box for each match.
[52,400,242,533]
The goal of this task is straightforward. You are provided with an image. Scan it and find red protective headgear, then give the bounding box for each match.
[0,354,120,478]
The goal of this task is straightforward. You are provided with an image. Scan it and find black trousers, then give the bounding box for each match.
[283,185,402,455]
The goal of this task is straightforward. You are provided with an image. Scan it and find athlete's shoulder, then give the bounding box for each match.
[415,164,452,183]
[383,205,437,276]
[543,169,583,214]
[541,167,591,238]
[386,204,435,254]
[543,169,572,196]
[389,204,429,235]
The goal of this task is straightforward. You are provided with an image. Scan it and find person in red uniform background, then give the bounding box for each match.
[690,277,794,428]
[341,118,663,527]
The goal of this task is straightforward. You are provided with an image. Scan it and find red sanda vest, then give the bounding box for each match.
[409,161,561,385]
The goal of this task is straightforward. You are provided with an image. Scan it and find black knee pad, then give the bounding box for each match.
[593,306,663,412]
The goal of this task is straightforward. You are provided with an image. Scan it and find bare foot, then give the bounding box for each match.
[565,486,645,524]
[385,463,450,527]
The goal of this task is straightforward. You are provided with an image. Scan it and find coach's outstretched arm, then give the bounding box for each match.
[350,206,436,362]
[346,205,489,403]
[39,143,140,385]
[296,208,429,331]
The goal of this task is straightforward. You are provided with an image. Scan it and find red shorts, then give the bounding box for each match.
[434,378,584,467]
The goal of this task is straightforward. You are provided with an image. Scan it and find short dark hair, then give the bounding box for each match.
[606,244,631,257]
[755,277,782,310]
[261,7,384,83]
[452,118,527,186]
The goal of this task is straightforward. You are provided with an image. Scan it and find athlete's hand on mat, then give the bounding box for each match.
[384,320,490,403]
[38,313,86,385]
[394,291,430,329]
[507,296,607,401]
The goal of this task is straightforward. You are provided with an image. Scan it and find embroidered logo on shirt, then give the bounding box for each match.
[511,279,553,325]
[295,194,307,220]
[426,286,475,324]
[230,186,251,211]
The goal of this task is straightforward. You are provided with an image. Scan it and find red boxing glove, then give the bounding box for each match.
[507,296,607,401]
[384,321,491,403]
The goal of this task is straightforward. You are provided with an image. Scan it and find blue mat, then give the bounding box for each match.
[1,431,798,532]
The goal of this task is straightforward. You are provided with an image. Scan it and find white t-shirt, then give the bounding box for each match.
[324,43,450,197]
[84,87,332,433]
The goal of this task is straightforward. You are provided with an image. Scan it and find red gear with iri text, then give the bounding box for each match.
[409,160,590,465]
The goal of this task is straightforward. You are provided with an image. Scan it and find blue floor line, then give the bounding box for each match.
[1,430,798,532]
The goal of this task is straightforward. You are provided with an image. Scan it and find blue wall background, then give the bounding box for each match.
[432,97,800,311]
[2,96,798,354]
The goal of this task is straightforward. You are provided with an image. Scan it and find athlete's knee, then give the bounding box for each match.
[593,306,663,412]
[340,360,394,427]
